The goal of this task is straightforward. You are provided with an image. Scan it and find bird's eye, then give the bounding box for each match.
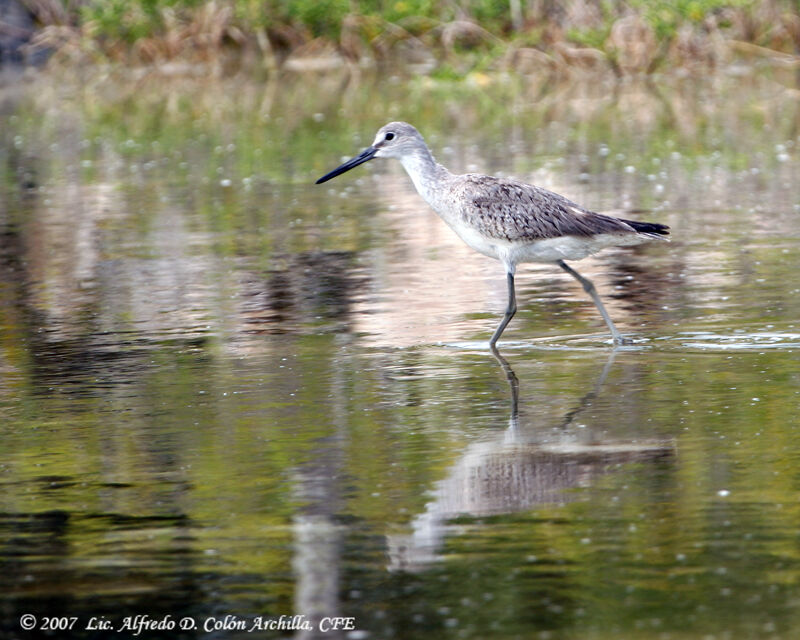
[385,132,395,141]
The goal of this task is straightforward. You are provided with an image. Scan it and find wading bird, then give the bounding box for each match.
[316,122,669,346]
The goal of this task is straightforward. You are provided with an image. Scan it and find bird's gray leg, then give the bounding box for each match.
[490,270,517,347]
[557,260,628,345]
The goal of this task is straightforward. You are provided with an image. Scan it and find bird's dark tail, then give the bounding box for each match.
[621,218,670,237]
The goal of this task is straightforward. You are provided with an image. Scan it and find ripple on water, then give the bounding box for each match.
[664,330,800,351]
[438,334,649,352]
[440,328,800,353]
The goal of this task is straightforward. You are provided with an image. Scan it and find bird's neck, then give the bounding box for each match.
[399,148,451,207]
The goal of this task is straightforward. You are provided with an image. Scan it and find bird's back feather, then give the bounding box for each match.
[446,174,668,243]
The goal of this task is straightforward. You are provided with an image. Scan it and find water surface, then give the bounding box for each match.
[1,67,799,639]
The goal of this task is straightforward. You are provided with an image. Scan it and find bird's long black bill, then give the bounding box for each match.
[315,146,377,184]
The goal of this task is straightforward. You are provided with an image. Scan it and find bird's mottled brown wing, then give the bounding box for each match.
[449,174,634,242]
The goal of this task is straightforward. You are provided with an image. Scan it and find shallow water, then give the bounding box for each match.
[1,68,800,639]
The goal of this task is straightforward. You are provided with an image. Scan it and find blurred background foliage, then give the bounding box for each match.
[20,0,800,73]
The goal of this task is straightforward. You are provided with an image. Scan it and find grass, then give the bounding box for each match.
[24,0,800,74]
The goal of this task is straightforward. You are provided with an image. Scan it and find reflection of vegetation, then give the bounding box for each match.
[27,0,800,73]
[2,332,800,637]
[12,69,800,179]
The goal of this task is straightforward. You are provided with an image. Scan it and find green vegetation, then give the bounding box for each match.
[629,0,752,38]
[26,0,800,73]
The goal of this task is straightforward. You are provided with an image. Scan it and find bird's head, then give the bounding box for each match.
[315,122,423,184]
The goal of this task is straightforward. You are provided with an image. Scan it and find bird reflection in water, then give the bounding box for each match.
[389,348,674,571]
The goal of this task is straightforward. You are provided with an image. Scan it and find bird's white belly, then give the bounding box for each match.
[511,234,647,263]
[450,225,504,259]
[449,224,648,265]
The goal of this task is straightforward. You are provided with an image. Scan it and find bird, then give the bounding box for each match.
[316,122,669,347]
